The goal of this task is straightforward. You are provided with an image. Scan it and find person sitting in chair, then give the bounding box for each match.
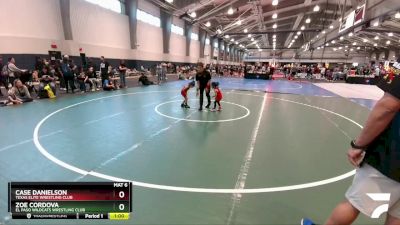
[38,75,56,98]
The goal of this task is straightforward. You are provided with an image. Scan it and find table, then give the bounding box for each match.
[244,72,270,80]
[345,76,379,85]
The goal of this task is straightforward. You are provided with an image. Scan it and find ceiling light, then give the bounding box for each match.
[363,38,368,42]
[317,47,320,50]
[259,49,262,52]
[248,34,252,37]
[326,43,329,46]
[338,46,342,49]
[225,35,230,38]
[236,20,242,25]
[333,48,337,51]
[297,31,301,35]
[301,26,305,30]
[294,35,298,39]
[216,29,222,34]
[374,43,378,46]
[272,0,278,6]
[313,5,320,12]
[357,46,360,50]
[273,34,276,38]
[340,36,344,40]
[388,33,393,37]
[345,45,348,48]
[352,42,356,45]
[272,13,278,19]
[305,18,311,23]
[331,40,336,44]
[227,7,234,15]
[272,24,277,29]
[386,40,391,45]
[344,49,348,52]
[329,25,334,29]
[374,36,379,40]
[165,0,173,3]
[396,12,400,19]
[251,38,255,41]
[243,28,248,33]
[230,38,234,42]
[322,30,326,34]
[205,21,211,27]
[373,21,379,26]
[235,41,239,44]
[348,32,353,37]
[190,11,196,18]
[350,48,354,51]
[316,35,319,38]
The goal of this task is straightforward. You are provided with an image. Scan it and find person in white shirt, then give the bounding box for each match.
[6,57,27,87]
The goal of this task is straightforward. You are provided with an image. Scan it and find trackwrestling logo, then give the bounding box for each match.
[367,193,391,219]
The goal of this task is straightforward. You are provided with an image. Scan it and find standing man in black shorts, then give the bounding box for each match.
[302,64,400,225]
[195,62,211,111]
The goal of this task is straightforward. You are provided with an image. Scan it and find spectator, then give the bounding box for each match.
[7,79,33,105]
[86,66,101,91]
[7,57,27,86]
[99,56,110,85]
[138,73,154,86]
[108,65,120,89]
[77,67,91,93]
[119,60,127,88]
[0,55,6,96]
[37,75,56,98]
[102,77,115,91]
[60,55,75,93]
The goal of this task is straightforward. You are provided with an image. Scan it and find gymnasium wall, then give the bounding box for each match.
[0,0,233,68]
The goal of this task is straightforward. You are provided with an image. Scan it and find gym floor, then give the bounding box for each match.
[0,78,384,225]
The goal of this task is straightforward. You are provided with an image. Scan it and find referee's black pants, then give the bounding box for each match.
[199,86,211,109]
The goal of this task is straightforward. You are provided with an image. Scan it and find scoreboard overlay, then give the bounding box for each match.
[8,182,132,220]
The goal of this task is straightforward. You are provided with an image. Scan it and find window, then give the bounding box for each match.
[137,9,161,27]
[214,42,218,48]
[171,24,184,35]
[191,32,199,41]
[205,38,210,45]
[85,0,122,13]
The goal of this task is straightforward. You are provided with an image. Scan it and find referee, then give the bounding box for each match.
[195,62,211,111]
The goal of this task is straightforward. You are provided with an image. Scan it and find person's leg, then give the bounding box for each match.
[205,89,211,108]
[65,77,70,93]
[78,80,85,92]
[123,74,127,87]
[324,200,360,225]
[199,87,204,110]
[213,100,216,109]
[9,77,15,87]
[70,78,76,93]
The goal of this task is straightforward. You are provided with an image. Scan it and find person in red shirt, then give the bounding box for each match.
[211,82,223,111]
[181,81,195,108]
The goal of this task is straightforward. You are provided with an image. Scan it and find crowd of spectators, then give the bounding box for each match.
[0,54,245,107]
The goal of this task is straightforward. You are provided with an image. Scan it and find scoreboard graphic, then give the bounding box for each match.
[8,182,132,220]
